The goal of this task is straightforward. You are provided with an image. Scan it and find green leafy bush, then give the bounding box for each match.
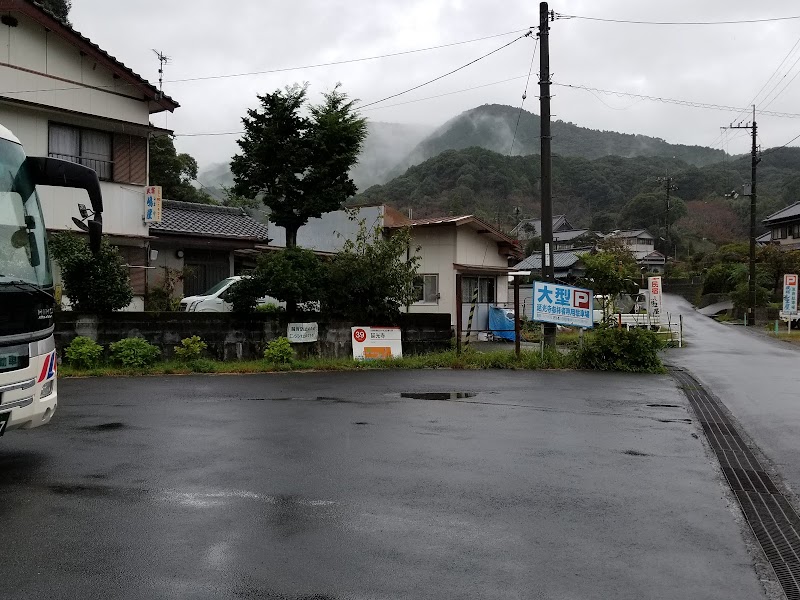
[256,303,284,314]
[188,358,217,373]
[64,336,104,369]
[174,336,207,361]
[575,328,665,373]
[263,337,295,364]
[109,337,161,368]
[730,282,770,310]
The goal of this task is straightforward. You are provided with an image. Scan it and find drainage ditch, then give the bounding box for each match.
[670,367,800,600]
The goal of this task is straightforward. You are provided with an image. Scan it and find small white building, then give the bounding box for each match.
[0,0,178,308]
[389,214,522,330]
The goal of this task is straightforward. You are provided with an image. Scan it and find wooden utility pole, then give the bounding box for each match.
[723,106,760,325]
[657,173,678,259]
[539,1,556,348]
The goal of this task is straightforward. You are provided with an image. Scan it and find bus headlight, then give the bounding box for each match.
[40,380,54,398]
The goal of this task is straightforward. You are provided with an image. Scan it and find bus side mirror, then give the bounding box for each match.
[22,157,104,253]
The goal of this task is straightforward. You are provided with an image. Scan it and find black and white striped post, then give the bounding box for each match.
[463,284,479,347]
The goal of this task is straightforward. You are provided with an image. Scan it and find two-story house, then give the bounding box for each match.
[0,0,179,308]
[601,229,666,273]
[762,202,800,249]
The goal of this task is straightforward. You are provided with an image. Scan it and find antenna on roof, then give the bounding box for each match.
[152,49,170,99]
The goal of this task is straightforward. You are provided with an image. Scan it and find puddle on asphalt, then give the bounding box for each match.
[353,422,369,426]
[623,449,650,457]
[400,392,477,401]
[647,404,681,408]
[657,418,692,423]
[81,422,125,431]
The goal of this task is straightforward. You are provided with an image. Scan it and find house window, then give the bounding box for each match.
[793,224,800,239]
[772,228,779,240]
[48,123,112,180]
[780,227,789,240]
[413,274,439,303]
[462,276,495,303]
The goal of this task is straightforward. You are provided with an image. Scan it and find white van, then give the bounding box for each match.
[179,276,282,312]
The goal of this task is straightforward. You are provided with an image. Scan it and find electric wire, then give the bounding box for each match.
[509,37,538,156]
[553,13,800,26]
[357,30,533,109]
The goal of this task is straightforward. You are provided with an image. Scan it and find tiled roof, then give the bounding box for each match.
[756,231,772,243]
[150,200,270,241]
[603,229,653,239]
[511,215,569,236]
[22,0,178,111]
[763,201,800,224]
[514,247,591,270]
[553,228,590,242]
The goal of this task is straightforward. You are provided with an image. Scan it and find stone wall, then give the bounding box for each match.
[54,312,453,361]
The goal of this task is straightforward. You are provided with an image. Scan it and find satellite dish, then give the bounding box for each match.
[71,217,89,232]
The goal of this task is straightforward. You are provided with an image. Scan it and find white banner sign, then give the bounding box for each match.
[783,274,798,315]
[144,186,163,223]
[352,327,402,360]
[648,276,663,322]
[532,281,594,328]
[287,322,318,343]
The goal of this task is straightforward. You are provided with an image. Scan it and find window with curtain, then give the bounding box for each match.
[48,123,112,180]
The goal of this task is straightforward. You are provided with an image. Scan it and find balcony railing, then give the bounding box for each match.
[48,153,113,181]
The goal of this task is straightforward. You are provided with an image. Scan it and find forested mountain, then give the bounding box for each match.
[357,146,800,247]
[387,104,726,179]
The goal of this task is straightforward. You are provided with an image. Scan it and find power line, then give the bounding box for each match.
[761,131,800,158]
[357,30,533,109]
[762,56,800,110]
[554,82,800,118]
[0,28,532,96]
[509,37,539,156]
[553,12,800,26]
[168,29,531,83]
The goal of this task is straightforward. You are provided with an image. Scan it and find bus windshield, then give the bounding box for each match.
[0,138,52,289]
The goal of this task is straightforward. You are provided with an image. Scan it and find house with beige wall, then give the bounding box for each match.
[389,215,522,330]
[0,0,178,308]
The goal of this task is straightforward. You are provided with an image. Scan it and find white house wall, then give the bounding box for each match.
[455,226,510,303]
[0,104,149,238]
[269,206,385,253]
[0,14,147,124]
[407,226,456,318]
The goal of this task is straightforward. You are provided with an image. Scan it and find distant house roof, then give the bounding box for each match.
[763,201,800,225]
[13,0,178,113]
[756,231,772,245]
[511,215,573,237]
[553,228,590,242]
[389,214,522,257]
[603,229,654,240]
[635,250,666,264]
[150,200,270,241]
[513,247,592,271]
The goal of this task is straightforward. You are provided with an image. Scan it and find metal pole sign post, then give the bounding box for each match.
[648,276,663,325]
[781,273,798,334]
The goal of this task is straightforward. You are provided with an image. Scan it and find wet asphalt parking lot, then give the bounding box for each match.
[0,370,767,599]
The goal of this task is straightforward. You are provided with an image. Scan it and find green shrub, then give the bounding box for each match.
[109,337,161,368]
[256,303,284,314]
[575,328,666,373]
[64,336,104,369]
[264,337,295,364]
[174,336,208,361]
[189,358,217,373]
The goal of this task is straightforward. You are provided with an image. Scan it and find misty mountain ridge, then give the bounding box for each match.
[385,104,726,180]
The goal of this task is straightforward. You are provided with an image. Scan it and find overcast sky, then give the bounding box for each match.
[71,0,800,169]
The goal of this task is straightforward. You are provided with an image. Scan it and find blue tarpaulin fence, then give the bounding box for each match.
[488,306,516,341]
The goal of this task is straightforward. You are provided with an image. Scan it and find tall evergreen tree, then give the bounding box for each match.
[39,0,72,23]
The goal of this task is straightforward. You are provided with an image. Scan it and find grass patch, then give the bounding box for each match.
[59,348,585,378]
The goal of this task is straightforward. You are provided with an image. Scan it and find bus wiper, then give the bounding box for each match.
[0,280,56,302]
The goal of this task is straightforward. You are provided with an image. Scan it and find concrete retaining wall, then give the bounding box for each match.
[54,312,453,360]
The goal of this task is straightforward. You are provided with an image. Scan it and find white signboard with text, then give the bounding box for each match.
[648,276,663,323]
[287,322,318,343]
[783,274,798,316]
[532,281,594,328]
[144,186,163,223]
[352,327,403,360]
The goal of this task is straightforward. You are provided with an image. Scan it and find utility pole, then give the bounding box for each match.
[539,1,556,348]
[723,105,760,326]
[656,173,678,259]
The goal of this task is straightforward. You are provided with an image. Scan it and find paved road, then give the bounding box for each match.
[1,371,764,599]
[666,294,800,498]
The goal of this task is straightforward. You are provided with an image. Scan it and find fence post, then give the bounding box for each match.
[464,284,479,347]
[456,274,463,355]
[514,276,521,358]
[679,314,683,349]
